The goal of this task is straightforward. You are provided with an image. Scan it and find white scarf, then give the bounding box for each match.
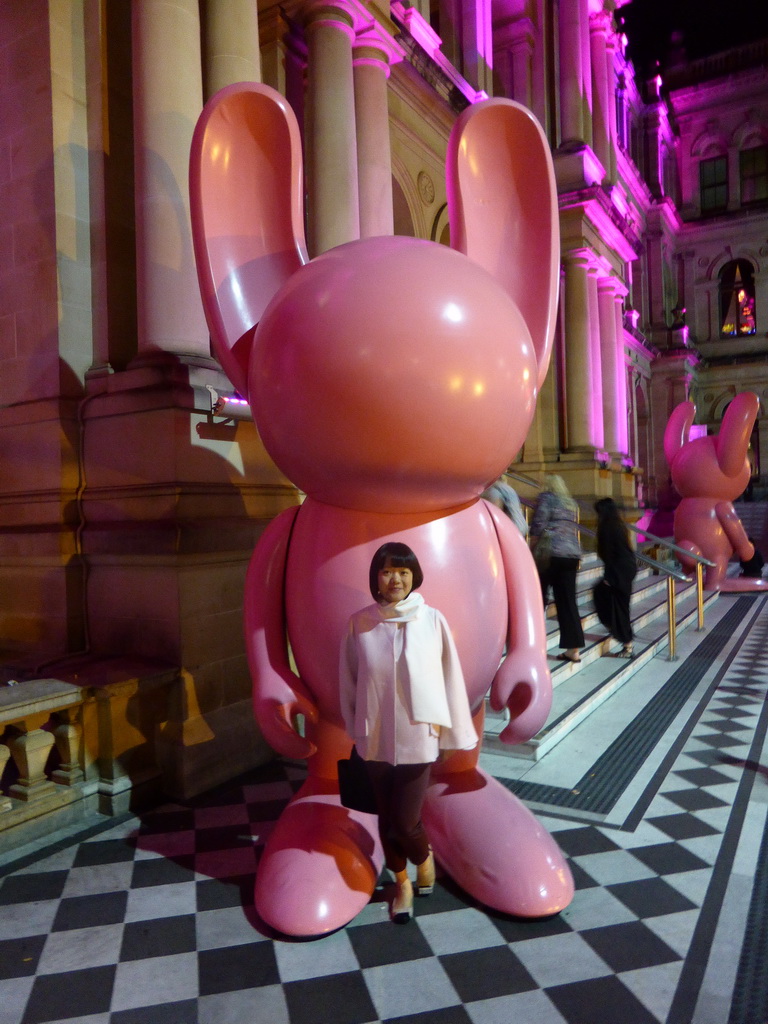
[376,592,453,727]
[376,590,425,622]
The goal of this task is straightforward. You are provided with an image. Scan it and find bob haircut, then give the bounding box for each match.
[369,541,424,601]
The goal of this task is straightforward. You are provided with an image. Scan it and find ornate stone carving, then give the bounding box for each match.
[417,171,435,206]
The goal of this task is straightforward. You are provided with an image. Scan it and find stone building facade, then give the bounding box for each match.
[0,0,766,834]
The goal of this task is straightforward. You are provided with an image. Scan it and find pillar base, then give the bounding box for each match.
[156,699,272,801]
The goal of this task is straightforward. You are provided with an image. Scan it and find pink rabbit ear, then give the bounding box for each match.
[717,391,759,477]
[447,98,559,392]
[190,83,308,399]
[664,401,696,466]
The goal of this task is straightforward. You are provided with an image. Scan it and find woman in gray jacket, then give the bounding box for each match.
[530,475,584,663]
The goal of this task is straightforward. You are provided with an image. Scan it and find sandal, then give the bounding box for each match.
[618,644,634,659]
[557,652,581,663]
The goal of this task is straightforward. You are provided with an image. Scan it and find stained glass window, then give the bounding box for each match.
[720,260,756,337]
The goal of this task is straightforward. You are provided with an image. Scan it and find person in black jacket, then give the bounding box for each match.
[593,498,637,658]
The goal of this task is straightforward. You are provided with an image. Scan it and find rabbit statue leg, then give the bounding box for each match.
[423,715,574,918]
[254,720,384,937]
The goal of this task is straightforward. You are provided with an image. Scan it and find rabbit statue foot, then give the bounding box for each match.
[422,767,574,918]
[254,781,383,937]
[717,576,768,592]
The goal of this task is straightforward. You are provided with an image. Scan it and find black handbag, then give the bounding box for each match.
[337,746,377,814]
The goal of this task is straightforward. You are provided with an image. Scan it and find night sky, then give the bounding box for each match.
[618,0,768,78]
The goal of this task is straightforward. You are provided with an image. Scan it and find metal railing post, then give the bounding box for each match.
[667,576,678,661]
[696,562,704,631]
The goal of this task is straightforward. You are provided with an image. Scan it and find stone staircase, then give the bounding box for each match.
[484,551,720,761]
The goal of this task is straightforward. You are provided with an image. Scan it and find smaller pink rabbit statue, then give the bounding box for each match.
[665,391,767,591]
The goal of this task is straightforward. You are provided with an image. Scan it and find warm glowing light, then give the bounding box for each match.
[443,302,464,324]
[448,376,463,392]
[429,516,449,555]
[522,368,530,382]
[473,381,485,397]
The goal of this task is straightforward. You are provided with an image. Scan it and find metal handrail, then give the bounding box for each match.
[503,469,707,651]
[513,469,713,562]
[626,523,715,568]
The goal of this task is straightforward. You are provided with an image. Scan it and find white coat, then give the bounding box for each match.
[339,592,478,765]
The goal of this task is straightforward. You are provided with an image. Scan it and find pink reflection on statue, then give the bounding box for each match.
[190,83,574,936]
[665,391,768,592]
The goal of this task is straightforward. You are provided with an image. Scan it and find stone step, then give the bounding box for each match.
[485,567,718,761]
[544,563,672,658]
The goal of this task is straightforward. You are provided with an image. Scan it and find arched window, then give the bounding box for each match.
[719,259,756,337]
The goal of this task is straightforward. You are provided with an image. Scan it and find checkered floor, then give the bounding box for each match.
[2,594,768,1024]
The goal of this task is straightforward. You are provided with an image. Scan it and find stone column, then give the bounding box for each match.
[353,31,402,238]
[460,0,493,95]
[588,265,605,449]
[558,0,589,144]
[132,0,210,359]
[614,290,630,455]
[437,0,461,75]
[589,11,611,183]
[303,4,360,255]
[604,28,619,184]
[498,18,534,109]
[629,367,640,467]
[202,0,262,98]
[598,279,626,457]
[563,255,596,450]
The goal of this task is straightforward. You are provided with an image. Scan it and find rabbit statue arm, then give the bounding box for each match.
[484,501,553,744]
[716,502,755,562]
[244,506,319,760]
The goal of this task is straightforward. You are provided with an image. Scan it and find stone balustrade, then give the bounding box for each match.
[0,663,179,855]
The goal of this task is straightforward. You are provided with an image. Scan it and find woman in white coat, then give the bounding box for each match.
[339,541,478,922]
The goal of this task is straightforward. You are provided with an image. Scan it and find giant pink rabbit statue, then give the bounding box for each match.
[665,391,767,591]
[190,83,574,936]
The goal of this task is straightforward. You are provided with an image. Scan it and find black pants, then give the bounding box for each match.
[540,556,584,649]
[364,760,432,873]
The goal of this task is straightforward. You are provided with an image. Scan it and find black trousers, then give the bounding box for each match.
[540,555,584,649]
[364,760,432,873]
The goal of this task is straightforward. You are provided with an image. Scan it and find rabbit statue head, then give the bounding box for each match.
[664,392,758,501]
[190,84,559,512]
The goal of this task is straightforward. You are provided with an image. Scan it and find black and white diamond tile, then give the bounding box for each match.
[1,597,768,1023]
